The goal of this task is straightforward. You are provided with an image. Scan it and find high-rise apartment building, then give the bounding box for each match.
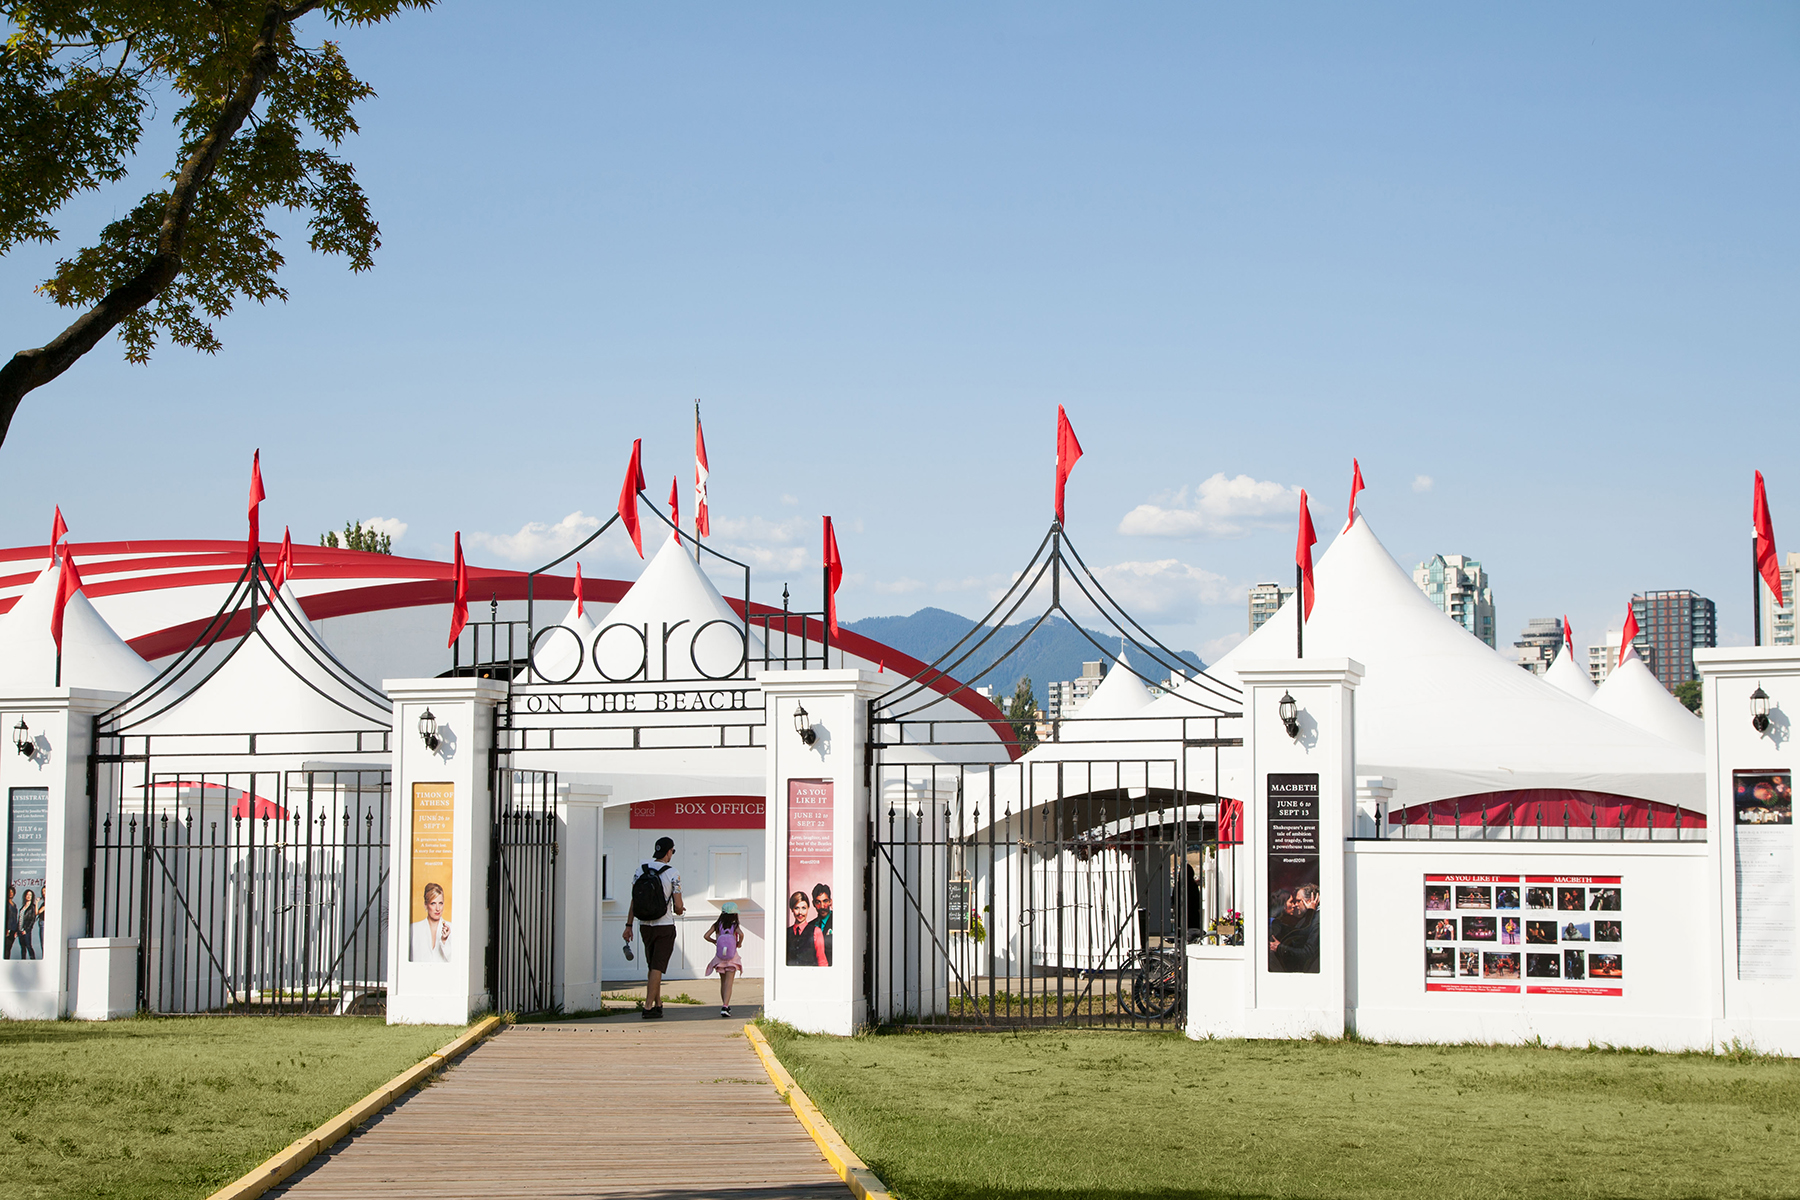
[1414,555,1497,648]
[1045,660,1106,720]
[1632,590,1716,692]
[1247,582,1295,634]
[1513,617,1562,675]
[1758,552,1800,647]
[1587,628,1656,686]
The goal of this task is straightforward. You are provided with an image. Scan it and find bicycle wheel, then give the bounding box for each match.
[1126,955,1180,1020]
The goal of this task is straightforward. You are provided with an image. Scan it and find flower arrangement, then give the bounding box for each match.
[1207,909,1244,946]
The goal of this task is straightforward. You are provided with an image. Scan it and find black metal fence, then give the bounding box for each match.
[89,763,391,1014]
[489,766,559,1015]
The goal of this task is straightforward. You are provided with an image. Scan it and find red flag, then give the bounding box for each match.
[447,532,468,648]
[271,527,294,591]
[823,516,843,637]
[51,547,83,654]
[1054,406,1084,524]
[49,506,67,560]
[574,562,585,619]
[669,474,681,542]
[1218,798,1244,846]
[246,449,266,562]
[1618,603,1640,668]
[1755,470,1783,606]
[1562,615,1573,651]
[694,410,711,538]
[1295,490,1318,619]
[618,439,647,558]
[1344,459,1365,533]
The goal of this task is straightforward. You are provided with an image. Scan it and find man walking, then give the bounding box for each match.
[623,837,684,1018]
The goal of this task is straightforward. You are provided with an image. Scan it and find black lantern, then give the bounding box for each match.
[793,701,817,747]
[12,717,31,757]
[419,707,440,751]
[1277,691,1299,740]
[1751,685,1771,735]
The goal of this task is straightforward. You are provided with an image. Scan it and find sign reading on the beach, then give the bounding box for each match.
[1266,773,1320,975]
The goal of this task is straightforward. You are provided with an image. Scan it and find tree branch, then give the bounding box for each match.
[0,1,297,448]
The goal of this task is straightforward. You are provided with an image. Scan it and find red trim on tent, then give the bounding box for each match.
[151,780,288,821]
[1388,790,1705,830]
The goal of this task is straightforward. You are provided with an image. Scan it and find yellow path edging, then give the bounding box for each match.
[745,1023,894,1200]
[206,1014,504,1200]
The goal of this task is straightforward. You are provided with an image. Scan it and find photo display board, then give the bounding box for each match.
[1733,769,1794,981]
[785,779,834,967]
[6,787,48,961]
[1424,873,1623,996]
[1267,773,1320,975]
[408,782,455,963]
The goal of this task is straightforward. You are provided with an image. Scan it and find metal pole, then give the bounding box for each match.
[1295,564,1304,659]
[822,564,831,664]
[694,400,703,565]
[1754,537,1762,647]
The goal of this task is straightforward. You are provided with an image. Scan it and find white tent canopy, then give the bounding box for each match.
[581,536,763,683]
[1592,654,1704,753]
[0,563,153,693]
[1544,643,1596,700]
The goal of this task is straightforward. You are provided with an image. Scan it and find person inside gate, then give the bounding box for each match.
[704,902,745,1018]
[786,891,816,966]
[808,883,834,967]
[411,882,451,962]
[624,837,684,1018]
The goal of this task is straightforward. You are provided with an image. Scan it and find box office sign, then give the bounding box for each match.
[629,796,766,829]
[409,783,455,964]
[785,779,834,968]
[1423,873,1624,996]
[1266,773,1320,975]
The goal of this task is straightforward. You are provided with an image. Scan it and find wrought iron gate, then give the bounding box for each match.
[488,760,558,1014]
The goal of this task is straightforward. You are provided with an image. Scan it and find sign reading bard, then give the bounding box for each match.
[1266,772,1320,974]
[629,796,766,829]
[785,779,834,968]
[409,782,455,964]
[1733,769,1794,981]
[6,787,48,961]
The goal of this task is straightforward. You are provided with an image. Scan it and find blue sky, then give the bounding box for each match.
[2,3,1794,662]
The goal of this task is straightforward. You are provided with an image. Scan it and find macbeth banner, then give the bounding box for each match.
[1267,773,1320,974]
[1734,769,1794,981]
[5,788,48,961]
[786,779,834,967]
[409,782,455,963]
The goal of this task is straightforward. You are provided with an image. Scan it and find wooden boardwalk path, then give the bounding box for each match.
[272,1005,846,1199]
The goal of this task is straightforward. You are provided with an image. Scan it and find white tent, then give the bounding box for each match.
[584,536,763,683]
[1592,654,1704,753]
[531,597,596,682]
[1544,643,1596,700]
[0,562,154,693]
[1209,516,1706,813]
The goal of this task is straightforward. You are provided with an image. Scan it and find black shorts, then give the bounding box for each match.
[640,923,677,973]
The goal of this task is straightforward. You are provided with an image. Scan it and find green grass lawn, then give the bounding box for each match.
[0,1016,465,1200]
[763,1025,1800,1200]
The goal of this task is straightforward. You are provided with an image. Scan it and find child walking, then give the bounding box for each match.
[703,902,745,1018]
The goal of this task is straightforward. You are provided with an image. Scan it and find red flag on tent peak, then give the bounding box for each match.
[574,562,585,619]
[271,527,294,591]
[1754,470,1783,607]
[1344,459,1365,533]
[619,439,647,558]
[1618,603,1640,668]
[694,408,711,539]
[1054,406,1083,524]
[1295,490,1318,619]
[669,474,681,543]
[49,506,67,561]
[1562,615,1573,650]
[51,547,84,655]
[246,449,266,563]
[447,532,469,649]
[823,516,843,637]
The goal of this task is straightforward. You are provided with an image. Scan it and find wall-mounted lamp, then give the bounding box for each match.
[1277,691,1299,740]
[793,701,817,746]
[419,708,440,751]
[12,717,31,757]
[1751,685,1771,735]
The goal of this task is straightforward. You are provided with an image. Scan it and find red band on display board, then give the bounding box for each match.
[1427,983,1520,994]
[1525,875,1621,885]
[1425,874,1518,883]
[629,796,766,828]
[1527,986,1623,997]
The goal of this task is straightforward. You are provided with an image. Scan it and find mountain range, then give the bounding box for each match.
[844,607,1204,705]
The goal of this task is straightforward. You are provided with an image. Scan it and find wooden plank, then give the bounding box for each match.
[272,1012,846,1199]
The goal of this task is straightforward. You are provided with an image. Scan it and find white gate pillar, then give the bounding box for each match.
[1197,659,1361,1040]
[554,779,610,1015]
[384,677,508,1025]
[757,668,886,1035]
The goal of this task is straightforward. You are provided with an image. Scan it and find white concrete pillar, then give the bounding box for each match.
[1356,775,1397,839]
[757,668,887,1035]
[384,677,508,1025]
[0,689,128,1019]
[1231,658,1361,1040]
[554,779,610,1014]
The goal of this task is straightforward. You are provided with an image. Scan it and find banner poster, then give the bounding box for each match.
[1733,769,1794,981]
[785,779,834,967]
[1267,773,1320,974]
[1423,873,1624,996]
[408,782,455,963]
[5,788,48,961]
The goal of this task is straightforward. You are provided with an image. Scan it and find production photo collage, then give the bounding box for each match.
[1423,873,1624,996]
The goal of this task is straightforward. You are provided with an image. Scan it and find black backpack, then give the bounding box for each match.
[631,863,672,922]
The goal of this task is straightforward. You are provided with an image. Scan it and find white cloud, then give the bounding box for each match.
[869,577,925,595]
[1200,631,1246,662]
[1090,559,1243,623]
[779,494,799,506]
[1412,474,1434,493]
[362,516,407,544]
[709,515,812,574]
[468,510,602,563]
[1118,473,1302,539]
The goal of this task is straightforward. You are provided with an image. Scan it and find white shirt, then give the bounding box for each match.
[411,918,451,962]
[634,860,682,926]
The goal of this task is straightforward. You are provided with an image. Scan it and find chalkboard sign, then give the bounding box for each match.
[947,875,972,933]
